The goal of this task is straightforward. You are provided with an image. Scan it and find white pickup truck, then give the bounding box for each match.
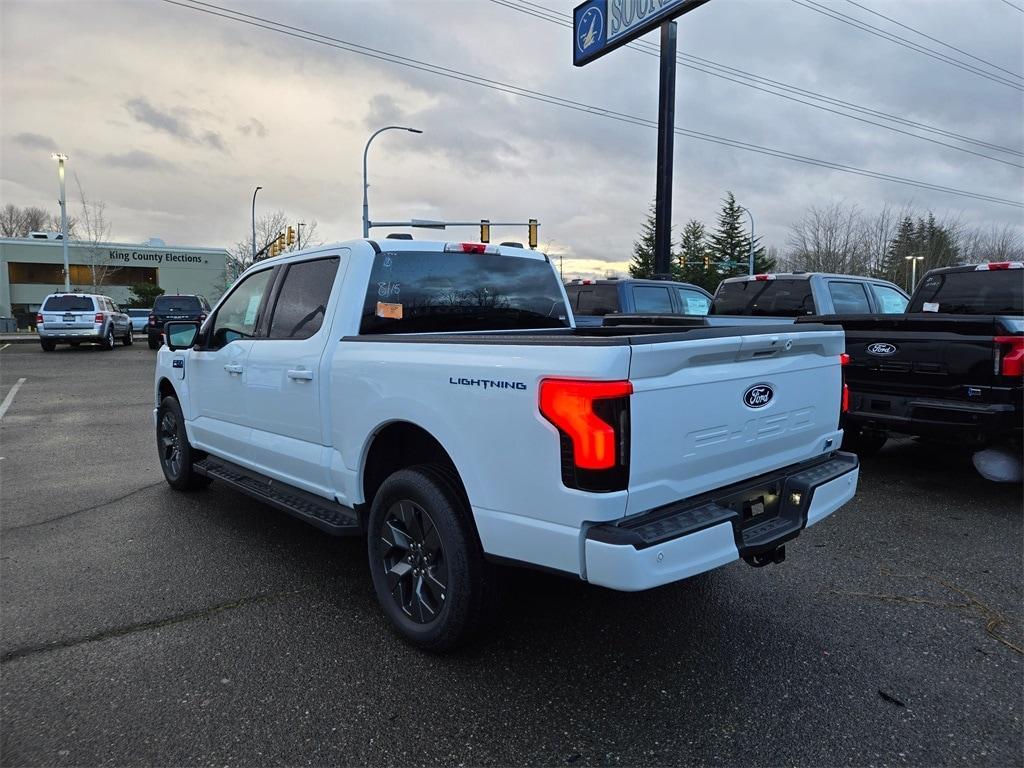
[155,239,859,650]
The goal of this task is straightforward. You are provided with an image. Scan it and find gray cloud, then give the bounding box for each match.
[124,97,227,153]
[12,132,58,151]
[99,150,176,172]
[238,118,268,138]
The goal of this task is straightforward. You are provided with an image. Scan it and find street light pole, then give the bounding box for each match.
[297,221,305,250]
[362,126,422,238]
[905,254,924,291]
[738,205,755,276]
[251,185,262,265]
[51,153,69,291]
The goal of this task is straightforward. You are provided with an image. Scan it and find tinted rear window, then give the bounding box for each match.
[360,251,569,334]
[154,296,202,313]
[711,279,814,316]
[43,295,94,312]
[909,270,1023,315]
[566,284,620,316]
[128,309,150,317]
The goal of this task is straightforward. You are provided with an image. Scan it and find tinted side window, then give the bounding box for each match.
[828,282,871,314]
[571,284,620,316]
[268,257,340,340]
[632,286,673,313]
[210,269,274,347]
[678,288,710,315]
[871,284,909,314]
[909,270,1023,315]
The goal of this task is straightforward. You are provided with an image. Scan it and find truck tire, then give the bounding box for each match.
[101,326,115,351]
[122,328,133,346]
[842,427,888,456]
[156,396,208,491]
[40,339,55,352]
[367,465,490,652]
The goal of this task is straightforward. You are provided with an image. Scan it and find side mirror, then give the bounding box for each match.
[165,321,200,351]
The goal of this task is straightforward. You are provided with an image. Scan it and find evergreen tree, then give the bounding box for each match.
[676,219,717,292]
[628,202,657,278]
[876,216,916,289]
[708,192,773,281]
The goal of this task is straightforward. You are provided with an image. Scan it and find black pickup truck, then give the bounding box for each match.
[802,262,1023,472]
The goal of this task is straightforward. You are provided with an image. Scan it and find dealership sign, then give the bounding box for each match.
[573,0,712,66]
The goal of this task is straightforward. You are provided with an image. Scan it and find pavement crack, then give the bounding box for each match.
[1,481,166,533]
[0,589,305,664]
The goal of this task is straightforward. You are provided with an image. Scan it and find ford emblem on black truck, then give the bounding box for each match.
[743,384,774,408]
[867,342,898,356]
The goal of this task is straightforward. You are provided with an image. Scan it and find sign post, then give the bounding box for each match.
[574,0,712,278]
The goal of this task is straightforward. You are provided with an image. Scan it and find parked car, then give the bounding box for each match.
[564,278,713,327]
[707,273,909,324]
[804,262,1023,472]
[147,294,211,349]
[128,308,151,333]
[36,293,132,351]
[154,239,858,650]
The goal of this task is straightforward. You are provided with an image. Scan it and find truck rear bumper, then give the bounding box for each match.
[584,452,858,591]
[846,392,1018,443]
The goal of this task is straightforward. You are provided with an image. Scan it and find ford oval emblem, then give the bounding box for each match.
[867,342,898,356]
[743,384,774,409]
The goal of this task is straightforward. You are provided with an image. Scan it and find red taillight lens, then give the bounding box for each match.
[840,353,850,366]
[36,313,43,324]
[94,313,104,323]
[149,314,157,326]
[995,336,1024,377]
[460,243,486,254]
[540,379,632,470]
[839,353,850,414]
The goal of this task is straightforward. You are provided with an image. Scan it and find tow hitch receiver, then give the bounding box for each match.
[744,546,786,568]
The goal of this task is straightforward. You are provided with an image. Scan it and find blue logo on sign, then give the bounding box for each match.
[576,4,605,56]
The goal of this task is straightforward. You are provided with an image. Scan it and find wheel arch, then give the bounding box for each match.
[360,420,474,533]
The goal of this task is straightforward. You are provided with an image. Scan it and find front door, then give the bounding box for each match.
[243,254,345,497]
[188,267,276,464]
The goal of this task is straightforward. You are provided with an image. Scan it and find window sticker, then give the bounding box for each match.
[376,301,403,319]
[923,302,939,312]
[243,294,262,325]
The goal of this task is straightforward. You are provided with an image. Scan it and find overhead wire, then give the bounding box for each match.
[159,0,1023,209]
[791,0,1024,90]
[493,0,1023,167]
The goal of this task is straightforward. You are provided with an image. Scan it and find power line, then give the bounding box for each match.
[160,0,1023,209]
[997,0,1023,12]
[841,0,1022,79]
[493,0,1023,167]
[791,0,1023,90]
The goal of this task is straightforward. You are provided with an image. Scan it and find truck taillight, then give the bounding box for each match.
[36,313,43,324]
[149,314,157,326]
[995,336,1024,377]
[94,312,105,323]
[840,353,850,414]
[540,379,631,492]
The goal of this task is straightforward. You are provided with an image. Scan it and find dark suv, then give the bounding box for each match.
[148,294,211,349]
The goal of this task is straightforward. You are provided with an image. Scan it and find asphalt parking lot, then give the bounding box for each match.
[0,342,1020,767]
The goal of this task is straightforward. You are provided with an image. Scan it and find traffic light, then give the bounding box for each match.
[276,232,286,253]
[270,239,279,257]
[703,255,710,269]
[286,226,296,246]
[480,219,490,244]
[528,219,538,249]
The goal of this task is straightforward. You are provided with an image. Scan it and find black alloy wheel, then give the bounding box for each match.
[159,407,184,481]
[156,396,207,490]
[377,500,450,625]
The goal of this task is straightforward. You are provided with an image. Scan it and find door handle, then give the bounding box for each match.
[287,369,314,380]
[224,363,243,374]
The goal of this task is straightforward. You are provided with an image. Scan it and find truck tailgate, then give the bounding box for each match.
[626,328,845,514]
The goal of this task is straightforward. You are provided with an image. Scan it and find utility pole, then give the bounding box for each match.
[251,185,262,264]
[51,153,70,290]
[362,126,422,237]
[653,21,678,279]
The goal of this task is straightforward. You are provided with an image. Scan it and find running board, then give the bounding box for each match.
[193,457,361,536]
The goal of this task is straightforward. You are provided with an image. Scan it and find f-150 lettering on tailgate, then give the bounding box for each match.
[684,407,815,456]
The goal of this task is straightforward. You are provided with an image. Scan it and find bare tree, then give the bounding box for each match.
[0,204,25,237]
[227,211,321,284]
[785,202,868,274]
[74,175,114,290]
[961,222,1024,263]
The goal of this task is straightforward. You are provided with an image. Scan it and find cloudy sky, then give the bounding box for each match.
[2,0,1022,276]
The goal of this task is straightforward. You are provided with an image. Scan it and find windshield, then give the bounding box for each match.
[360,250,569,334]
[154,296,202,313]
[565,283,620,316]
[711,279,814,316]
[909,270,1023,315]
[43,295,94,312]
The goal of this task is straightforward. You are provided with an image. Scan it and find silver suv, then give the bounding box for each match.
[36,293,133,351]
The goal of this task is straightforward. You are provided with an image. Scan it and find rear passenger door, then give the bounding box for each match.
[825,281,872,315]
[243,254,347,495]
[632,285,675,314]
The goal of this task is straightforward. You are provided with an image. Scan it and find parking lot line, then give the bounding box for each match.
[0,344,10,351]
[0,377,27,421]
